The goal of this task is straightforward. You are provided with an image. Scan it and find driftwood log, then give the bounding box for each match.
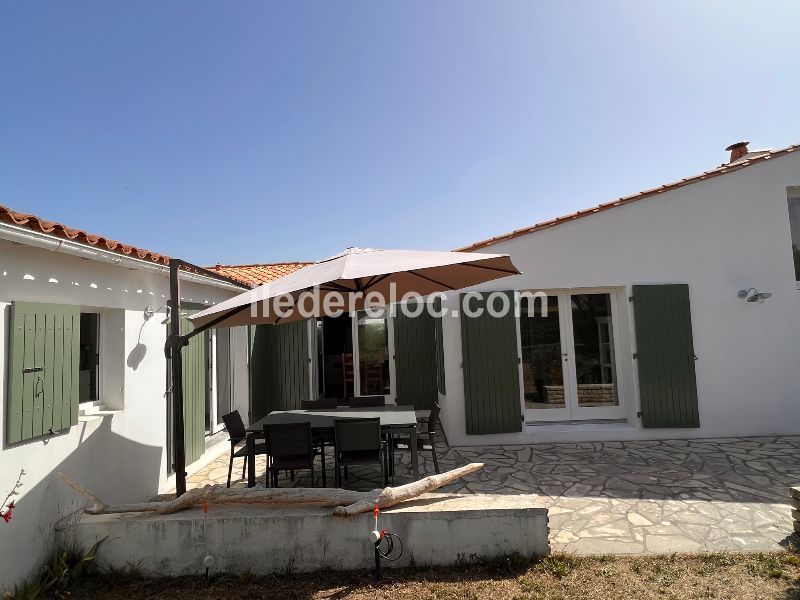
[56,463,483,518]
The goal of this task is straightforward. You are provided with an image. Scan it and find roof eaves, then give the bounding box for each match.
[0,203,247,289]
[0,203,171,265]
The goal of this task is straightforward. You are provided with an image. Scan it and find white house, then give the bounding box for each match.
[179,141,800,452]
[210,142,800,450]
[2,140,799,589]
[0,209,252,590]
[438,141,800,445]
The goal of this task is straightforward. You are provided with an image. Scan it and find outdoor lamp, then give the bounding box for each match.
[737,288,773,303]
[144,304,169,320]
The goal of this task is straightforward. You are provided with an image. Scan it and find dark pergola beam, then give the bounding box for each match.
[168,260,187,496]
[165,259,247,497]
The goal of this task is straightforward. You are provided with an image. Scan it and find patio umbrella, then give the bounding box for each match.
[187,247,521,330]
[167,247,519,497]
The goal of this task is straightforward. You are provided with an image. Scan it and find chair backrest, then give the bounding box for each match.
[302,396,339,410]
[348,395,385,408]
[265,422,313,458]
[334,418,381,453]
[221,410,246,442]
[427,401,441,434]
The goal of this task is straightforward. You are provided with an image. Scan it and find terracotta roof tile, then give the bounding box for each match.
[0,203,170,265]
[0,203,246,287]
[456,143,800,252]
[207,262,312,287]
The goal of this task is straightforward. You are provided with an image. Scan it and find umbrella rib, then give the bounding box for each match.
[408,270,456,290]
[322,282,357,293]
[461,262,520,275]
[362,273,390,292]
[191,303,249,336]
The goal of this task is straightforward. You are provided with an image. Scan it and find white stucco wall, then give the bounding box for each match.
[440,153,800,446]
[0,238,249,591]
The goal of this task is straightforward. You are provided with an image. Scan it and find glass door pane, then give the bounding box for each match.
[356,311,390,396]
[520,295,567,412]
[569,293,619,409]
[215,328,232,426]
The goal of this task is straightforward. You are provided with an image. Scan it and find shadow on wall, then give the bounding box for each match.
[0,416,163,593]
[126,320,149,371]
[127,343,147,370]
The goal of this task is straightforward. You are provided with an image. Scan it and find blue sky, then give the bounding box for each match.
[2,1,798,265]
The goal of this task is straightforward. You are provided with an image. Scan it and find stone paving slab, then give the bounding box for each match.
[182,435,800,554]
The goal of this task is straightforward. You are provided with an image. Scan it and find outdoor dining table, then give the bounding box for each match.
[245,405,420,488]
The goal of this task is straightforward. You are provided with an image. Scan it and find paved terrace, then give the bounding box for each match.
[185,435,800,554]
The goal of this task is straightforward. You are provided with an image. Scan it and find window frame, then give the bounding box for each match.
[787,186,800,286]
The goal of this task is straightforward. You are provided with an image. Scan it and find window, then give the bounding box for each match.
[788,187,800,282]
[214,328,233,428]
[316,312,393,401]
[519,294,565,410]
[79,313,99,403]
[518,290,623,422]
[356,311,390,396]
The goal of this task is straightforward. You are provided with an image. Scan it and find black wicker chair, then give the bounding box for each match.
[390,401,441,474]
[264,422,320,487]
[347,395,385,408]
[301,396,339,409]
[221,410,268,488]
[333,417,387,488]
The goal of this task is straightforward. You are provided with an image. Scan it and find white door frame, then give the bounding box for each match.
[352,310,396,404]
[518,288,626,422]
[307,314,397,404]
[307,318,324,401]
[207,329,234,435]
[515,293,573,422]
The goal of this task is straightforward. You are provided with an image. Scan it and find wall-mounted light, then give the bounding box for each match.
[737,288,773,303]
[144,304,168,321]
[146,304,187,325]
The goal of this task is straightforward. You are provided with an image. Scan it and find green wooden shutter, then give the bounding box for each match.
[250,320,309,419]
[460,291,522,434]
[434,297,446,395]
[178,308,207,465]
[632,284,700,428]
[7,302,79,444]
[394,302,438,410]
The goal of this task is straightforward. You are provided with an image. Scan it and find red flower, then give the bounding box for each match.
[2,511,11,523]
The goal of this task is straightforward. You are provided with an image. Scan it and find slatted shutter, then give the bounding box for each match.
[7,302,79,443]
[394,302,438,409]
[632,284,700,428]
[249,320,309,419]
[460,291,522,434]
[434,297,446,395]
[179,309,207,465]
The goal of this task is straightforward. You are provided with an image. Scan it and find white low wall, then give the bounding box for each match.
[72,494,549,575]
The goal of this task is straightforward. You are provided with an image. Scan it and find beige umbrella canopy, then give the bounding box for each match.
[189,247,520,330]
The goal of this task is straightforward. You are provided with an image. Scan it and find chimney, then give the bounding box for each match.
[725,141,750,163]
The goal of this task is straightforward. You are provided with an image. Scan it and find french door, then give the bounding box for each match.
[309,312,396,403]
[518,289,624,422]
[351,310,395,400]
[206,328,233,435]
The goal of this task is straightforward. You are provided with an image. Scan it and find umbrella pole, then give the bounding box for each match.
[169,260,187,497]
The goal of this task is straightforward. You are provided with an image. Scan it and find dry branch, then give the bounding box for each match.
[56,463,483,518]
